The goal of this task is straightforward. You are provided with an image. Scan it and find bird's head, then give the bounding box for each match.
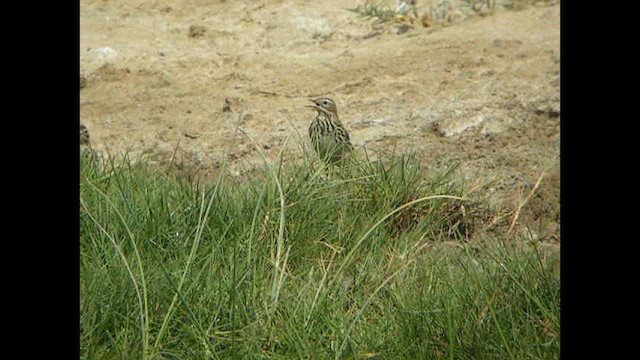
[306,97,338,116]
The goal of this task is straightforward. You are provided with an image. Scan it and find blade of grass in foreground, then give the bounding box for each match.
[80,180,150,359]
[80,148,559,359]
[330,194,466,288]
[150,161,225,357]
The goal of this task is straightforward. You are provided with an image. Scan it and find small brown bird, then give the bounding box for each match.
[307,97,354,164]
[80,123,91,147]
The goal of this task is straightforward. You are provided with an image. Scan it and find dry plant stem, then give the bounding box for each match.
[507,170,546,238]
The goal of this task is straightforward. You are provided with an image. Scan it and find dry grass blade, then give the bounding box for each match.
[507,170,546,237]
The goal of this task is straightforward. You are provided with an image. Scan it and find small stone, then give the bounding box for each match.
[390,23,413,35]
[188,25,207,38]
[535,103,560,117]
[223,97,242,113]
[223,98,232,112]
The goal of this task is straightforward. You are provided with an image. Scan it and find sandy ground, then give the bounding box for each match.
[80,0,560,242]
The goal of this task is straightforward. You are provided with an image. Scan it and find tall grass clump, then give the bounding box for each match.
[80,148,559,359]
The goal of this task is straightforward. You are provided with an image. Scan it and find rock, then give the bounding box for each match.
[535,103,560,117]
[222,99,232,112]
[89,47,117,61]
[222,97,242,113]
[188,25,207,38]
[291,12,333,35]
[433,114,486,137]
[396,0,417,15]
[390,23,413,35]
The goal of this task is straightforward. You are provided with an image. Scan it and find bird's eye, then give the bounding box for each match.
[323,100,328,105]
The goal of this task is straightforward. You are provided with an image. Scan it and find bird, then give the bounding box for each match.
[80,123,91,147]
[306,97,354,164]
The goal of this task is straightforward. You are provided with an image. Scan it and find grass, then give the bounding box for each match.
[80,148,559,359]
[347,1,399,22]
[346,1,550,27]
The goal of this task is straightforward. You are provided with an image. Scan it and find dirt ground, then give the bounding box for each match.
[80,0,560,243]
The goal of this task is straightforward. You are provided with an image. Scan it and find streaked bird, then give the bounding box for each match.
[306,97,354,164]
[80,123,91,147]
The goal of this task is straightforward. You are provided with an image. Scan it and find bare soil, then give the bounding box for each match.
[80,0,560,242]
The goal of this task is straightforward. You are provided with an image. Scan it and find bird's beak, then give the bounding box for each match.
[306,99,318,109]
